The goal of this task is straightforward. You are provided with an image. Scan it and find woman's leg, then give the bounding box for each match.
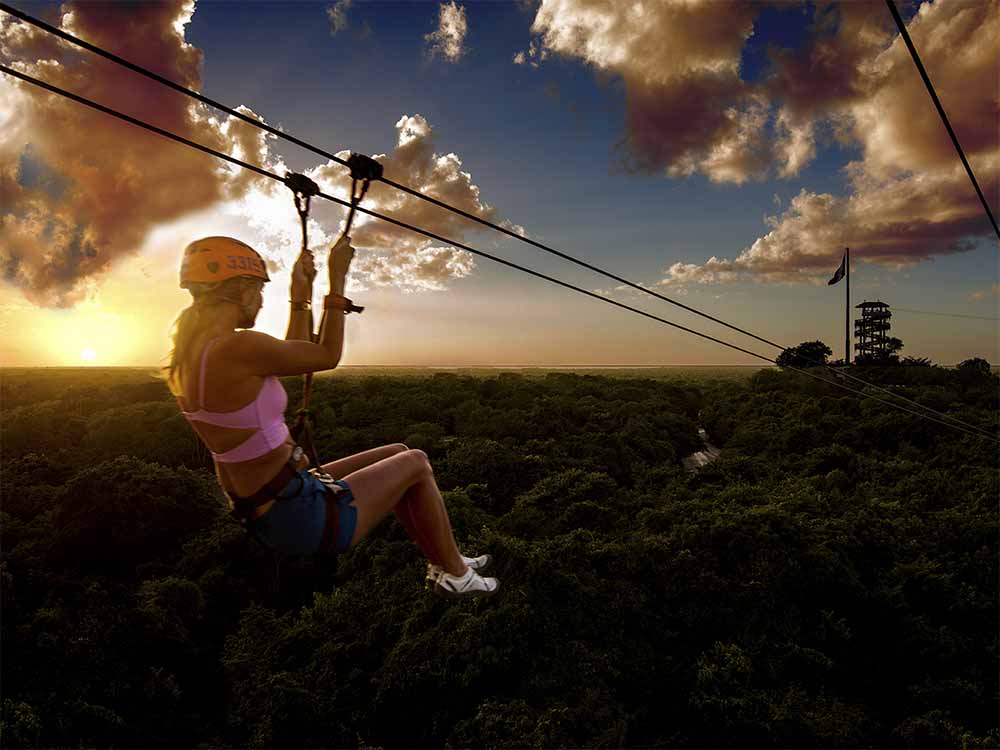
[320,443,408,479]
[320,444,438,562]
[342,449,466,576]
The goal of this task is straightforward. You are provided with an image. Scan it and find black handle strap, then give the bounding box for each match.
[285,156,379,472]
[285,172,320,255]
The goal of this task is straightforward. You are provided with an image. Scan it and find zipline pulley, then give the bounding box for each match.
[284,172,321,261]
[346,152,384,182]
[338,152,382,258]
[285,153,382,472]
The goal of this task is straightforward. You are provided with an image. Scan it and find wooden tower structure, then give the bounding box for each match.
[854,300,893,360]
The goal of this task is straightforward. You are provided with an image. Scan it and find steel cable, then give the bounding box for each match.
[2,62,996,444]
[885,0,1000,242]
[893,308,999,322]
[2,2,991,439]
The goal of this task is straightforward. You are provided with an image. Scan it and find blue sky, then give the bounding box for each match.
[191,1,995,364]
[1,0,997,366]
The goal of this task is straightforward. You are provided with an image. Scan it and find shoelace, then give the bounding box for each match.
[425,566,444,587]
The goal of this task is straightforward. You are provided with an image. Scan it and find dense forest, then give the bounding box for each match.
[1,364,997,747]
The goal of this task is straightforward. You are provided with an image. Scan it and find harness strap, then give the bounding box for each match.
[285,155,380,474]
[226,447,305,521]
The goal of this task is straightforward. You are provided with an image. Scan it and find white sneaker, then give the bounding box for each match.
[463,553,493,572]
[425,554,493,588]
[434,566,499,599]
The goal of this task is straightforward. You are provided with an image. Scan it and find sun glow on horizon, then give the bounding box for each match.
[31,298,149,366]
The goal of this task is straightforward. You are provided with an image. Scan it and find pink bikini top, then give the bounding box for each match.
[180,337,290,463]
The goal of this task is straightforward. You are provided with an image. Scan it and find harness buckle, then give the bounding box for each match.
[309,468,346,495]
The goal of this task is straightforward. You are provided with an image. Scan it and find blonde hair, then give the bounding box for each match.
[162,276,258,395]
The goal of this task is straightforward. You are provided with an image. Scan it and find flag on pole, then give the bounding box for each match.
[827,252,847,285]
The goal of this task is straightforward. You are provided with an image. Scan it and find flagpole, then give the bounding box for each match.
[845,247,850,364]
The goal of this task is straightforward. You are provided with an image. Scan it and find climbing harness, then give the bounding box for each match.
[221,155,382,561]
[285,153,383,474]
[3,22,998,447]
[226,445,306,522]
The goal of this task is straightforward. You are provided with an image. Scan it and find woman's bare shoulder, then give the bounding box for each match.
[221,330,278,357]
[173,332,249,400]
[226,330,337,377]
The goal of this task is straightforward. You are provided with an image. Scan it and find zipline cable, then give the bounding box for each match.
[284,171,326,473]
[2,63,996,445]
[885,0,1000,242]
[1,3,991,441]
[0,2,349,171]
[893,308,999,322]
[285,162,377,473]
[3,3,983,434]
[0,11,850,365]
[0,65,778,365]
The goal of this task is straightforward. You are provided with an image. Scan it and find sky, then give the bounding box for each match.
[1,0,997,368]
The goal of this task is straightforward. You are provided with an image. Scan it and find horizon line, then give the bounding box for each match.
[0,363,775,370]
[3,363,995,370]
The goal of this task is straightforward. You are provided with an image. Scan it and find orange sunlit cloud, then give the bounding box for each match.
[0,0,271,308]
[1,2,515,311]
[1,1,995,368]
[522,0,999,286]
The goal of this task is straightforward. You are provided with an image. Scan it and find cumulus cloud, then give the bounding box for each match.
[774,109,816,179]
[0,0,273,307]
[326,0,352,35]
[522,0,904,185]
[527,0,765,183]
[305,113,506,292]
[658,260,740,288]
[519,0,995,283]
[513,38,548,68]
[352,245,475,293]
[764,2,895,123]
[655,0,999,285]
[425,1,467,63]
[1,3,503,306]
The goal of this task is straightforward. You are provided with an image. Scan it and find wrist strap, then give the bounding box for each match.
[290,300,311,311]
[324,294,365,314]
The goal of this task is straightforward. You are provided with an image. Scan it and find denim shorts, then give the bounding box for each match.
[248,469,358,556]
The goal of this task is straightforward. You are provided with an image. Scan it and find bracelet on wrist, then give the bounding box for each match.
[290,300,311,311]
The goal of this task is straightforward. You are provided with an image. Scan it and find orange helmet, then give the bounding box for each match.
[179,236,270,288]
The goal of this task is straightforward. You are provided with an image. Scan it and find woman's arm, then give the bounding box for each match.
[286,249,316,342]
[314,236,354,366]
[231,236,356,377]
[285,304,313,341]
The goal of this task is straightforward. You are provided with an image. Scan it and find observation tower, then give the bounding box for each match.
[854,300,893,360]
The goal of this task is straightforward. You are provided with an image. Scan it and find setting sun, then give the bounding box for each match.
[1,2,997,747]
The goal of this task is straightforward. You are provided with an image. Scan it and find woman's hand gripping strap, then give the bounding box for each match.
[286,156,381,474]
[285,172,324,468]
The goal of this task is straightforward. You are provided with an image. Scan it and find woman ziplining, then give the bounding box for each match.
[5,63,988,449]
[163,164,498,599]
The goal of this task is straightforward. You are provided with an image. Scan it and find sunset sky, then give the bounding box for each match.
[1,0,997,368]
